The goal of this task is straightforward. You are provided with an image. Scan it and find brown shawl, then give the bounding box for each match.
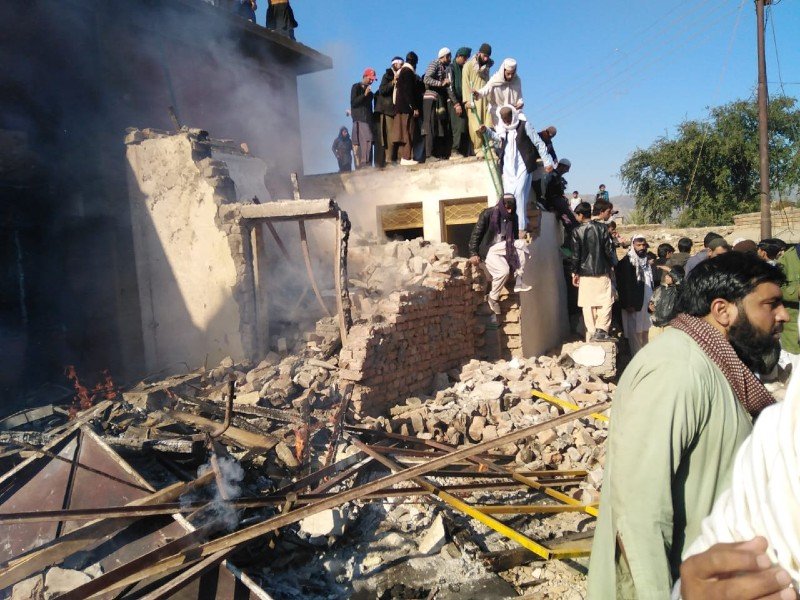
[670,313,775,417]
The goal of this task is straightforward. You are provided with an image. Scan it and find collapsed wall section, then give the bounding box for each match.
[339,244,486,416]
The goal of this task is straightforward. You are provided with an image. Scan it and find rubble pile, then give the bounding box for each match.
[357,353,612,505]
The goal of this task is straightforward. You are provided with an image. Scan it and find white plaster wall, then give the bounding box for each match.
[302,162,498,240]
[214,150,272,203]
[126,136,245,372]
[520,212,570,357]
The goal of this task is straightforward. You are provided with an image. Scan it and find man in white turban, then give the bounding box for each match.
[472,58,524,126]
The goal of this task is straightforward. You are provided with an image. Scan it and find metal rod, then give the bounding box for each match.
[97,401,611,595]
[349,437,557,561]
[299,219,333,317]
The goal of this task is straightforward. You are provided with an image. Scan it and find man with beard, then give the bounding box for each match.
[588,252,788,599]
[480,104,553,231]
[422,48,457,161]
[374,57,403,167]
[473,58,524,126]
[615,234,655,355]
[462,43,493,160]
[393,52,421,166]
[448,47,471,157]
[468,194,530,314]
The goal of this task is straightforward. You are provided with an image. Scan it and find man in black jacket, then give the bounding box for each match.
[570,202,617,341]
[615,234,654,354]
[534,158,579,234]
[393,52,421,165]
[350,68,376,168]
[469,194,530,314]
[374,57,403,167]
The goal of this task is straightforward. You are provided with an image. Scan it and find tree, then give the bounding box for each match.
[620,96,800,225]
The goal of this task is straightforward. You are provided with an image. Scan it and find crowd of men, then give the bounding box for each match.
[465,178,800,599]
[333,44,563,176]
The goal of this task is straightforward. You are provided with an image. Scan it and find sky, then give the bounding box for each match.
[256,0,800,197]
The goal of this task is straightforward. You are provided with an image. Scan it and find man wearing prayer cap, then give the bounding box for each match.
[421,48,457,161]
[448,47,472,157]
[472,57,524,126]
[462,43,494,159]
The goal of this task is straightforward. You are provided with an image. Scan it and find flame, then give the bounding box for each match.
[64,367,118,418]
[294,425,307,463]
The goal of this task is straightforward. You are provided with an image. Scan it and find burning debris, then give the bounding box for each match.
[0,235,615,599]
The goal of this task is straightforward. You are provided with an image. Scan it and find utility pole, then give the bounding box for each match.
[756,0,771,239]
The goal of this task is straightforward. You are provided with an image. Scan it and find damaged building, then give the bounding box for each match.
[0,2,619,599]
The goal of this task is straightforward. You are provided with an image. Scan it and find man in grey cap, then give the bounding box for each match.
[533,157,579,233]
[422,47,456,161]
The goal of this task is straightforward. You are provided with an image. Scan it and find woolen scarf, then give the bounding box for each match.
[489,197,520,273]
[670,313,775,417]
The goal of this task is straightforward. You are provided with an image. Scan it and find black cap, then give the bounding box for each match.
[478,43,492,56]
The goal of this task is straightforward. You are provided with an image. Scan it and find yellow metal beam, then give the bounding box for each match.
[531,389,610,423]
[473,504,588,515]
[349,438,556,560]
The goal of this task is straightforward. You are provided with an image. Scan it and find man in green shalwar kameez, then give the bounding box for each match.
[588,253,789,599]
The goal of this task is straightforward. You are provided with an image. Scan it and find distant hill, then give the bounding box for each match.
[610,195,636,217]
[574,194,637,220]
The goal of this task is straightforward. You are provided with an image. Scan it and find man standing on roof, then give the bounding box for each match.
[480,104,554,232]
[462,43,493,160]
[473,58,524,126]
[374,57,404,167]
[393,52,421,166]
[448,47,471,157]
[422,48,457,162]
[350,67,376,168]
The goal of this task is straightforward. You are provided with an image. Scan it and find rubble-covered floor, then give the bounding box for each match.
[0,239,614,600]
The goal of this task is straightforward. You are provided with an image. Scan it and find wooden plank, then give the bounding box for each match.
[165,410,279,451]
[298,219,332,317]
[237,199,335,220]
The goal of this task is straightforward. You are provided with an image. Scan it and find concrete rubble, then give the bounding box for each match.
[0,237,615,600]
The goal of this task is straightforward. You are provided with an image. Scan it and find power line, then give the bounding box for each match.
[545,1,742,123]
[683,0,747,206]
[532,0,703,108]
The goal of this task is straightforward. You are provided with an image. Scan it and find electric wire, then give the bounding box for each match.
[532,0,702,108]
[546,1,743,124]
[681,0,746,207]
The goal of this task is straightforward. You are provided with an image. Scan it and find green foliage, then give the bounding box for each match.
[620,96,800,226]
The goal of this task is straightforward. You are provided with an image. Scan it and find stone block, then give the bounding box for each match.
[417,514,447,555]
[299,507,347,539]
[12,575,44,600]
[45,568,91,598]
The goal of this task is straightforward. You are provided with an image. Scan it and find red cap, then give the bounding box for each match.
[363,67,377,81]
